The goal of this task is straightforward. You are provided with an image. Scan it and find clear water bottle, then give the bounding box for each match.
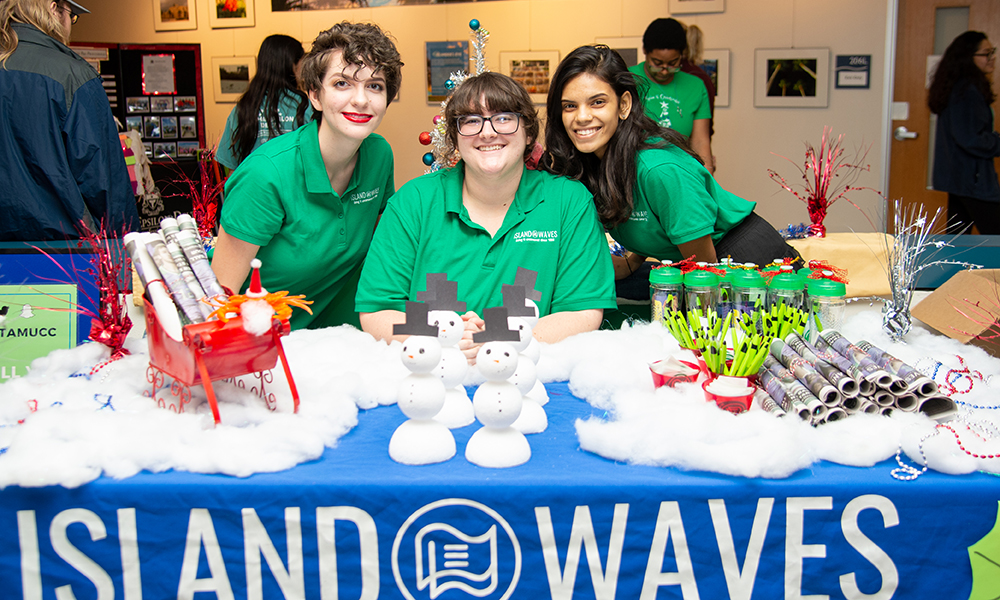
[684,269,720,319]
[766,266,805,312]
[650,264,683,325]
[806,274,847,340]
[732,269,766,315]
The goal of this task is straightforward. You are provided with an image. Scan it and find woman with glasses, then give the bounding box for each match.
[212,22,402,330]
[542,45,798,293]
[0,0,139,241]
[928,31,1000,234]
[630,18,713,173]
[356,72,615,356]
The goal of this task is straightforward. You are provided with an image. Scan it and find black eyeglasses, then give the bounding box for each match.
[57,3,79,24]
[456,112,521,136]
[974,48,997,59]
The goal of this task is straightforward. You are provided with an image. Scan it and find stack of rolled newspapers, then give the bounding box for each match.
[123,215,227,341]
[754,329,956,425]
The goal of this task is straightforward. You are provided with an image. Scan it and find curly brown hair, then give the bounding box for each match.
[442,71,539,162]
[298,21,403,117]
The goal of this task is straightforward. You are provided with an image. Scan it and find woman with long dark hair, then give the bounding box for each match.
[928,31,1000,233]
[541,45,796,287]
[216,34,311,171]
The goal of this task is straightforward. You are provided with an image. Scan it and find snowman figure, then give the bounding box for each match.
[465,307,531,468]
[423,276,475,428]
[388,302,455,465]
[507,272,548,402]
[501,286,547,433]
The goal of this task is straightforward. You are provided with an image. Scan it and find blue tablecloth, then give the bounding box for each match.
[1,383,996,599]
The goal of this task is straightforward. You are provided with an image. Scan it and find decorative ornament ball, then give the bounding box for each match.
[419,131,432,145]
[476,341,518,380]
[445,79,456,90]
[433,115,443,125]
[401,336,442,373]
[469,19,480,30]
[422,152,435,166]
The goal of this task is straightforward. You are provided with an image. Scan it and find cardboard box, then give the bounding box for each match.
[911,269,1000,357]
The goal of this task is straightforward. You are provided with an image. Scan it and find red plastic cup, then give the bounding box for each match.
[649,359,699,388]
[702,377,755,414]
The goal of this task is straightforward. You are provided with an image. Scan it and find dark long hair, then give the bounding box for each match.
[928,31,995,114]
[540,45,700,228]
[231,35,309,164]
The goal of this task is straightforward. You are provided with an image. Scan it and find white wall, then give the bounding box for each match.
[74,0,891,233]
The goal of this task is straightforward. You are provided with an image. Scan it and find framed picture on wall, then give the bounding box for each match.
[211,56,255,103]
[499,51,560,104]
[754,48,830,108]
[594,36,644,68]
[152,0,197,32]
[668,0,725,14]
[161,116,178,138]
[179,116,197,138]
[208,0,255,29]
[701,49,730,107]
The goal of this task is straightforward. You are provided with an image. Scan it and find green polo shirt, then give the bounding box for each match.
[628,65,710,137]
[356,164,616,317]
[609,145,754,262]
[221,120,393,329]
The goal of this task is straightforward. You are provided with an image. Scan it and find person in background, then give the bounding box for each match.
[0,0,139,241]
[928,30,1000,234]
[542,45,797,299]
[629,18,713,174]
[212,21,402,330]
[215,34,312,172]
[356,72,615,358]
[680,23,715,141]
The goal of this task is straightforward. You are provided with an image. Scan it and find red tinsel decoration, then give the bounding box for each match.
[806,260,850,284]
[768,127,880,238]
[78,220,132,360]
[167,148,225,242]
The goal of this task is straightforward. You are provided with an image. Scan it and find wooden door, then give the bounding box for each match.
[889,0,1000,233]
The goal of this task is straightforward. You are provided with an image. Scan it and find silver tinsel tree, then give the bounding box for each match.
[879,199,980,340]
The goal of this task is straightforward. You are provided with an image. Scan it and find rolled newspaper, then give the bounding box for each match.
[123,232,183,341]
[753,387,786,417]
[915,395,958,421]
[142,232,204,324]
[759,370,811,421]
[816,331,893,389]
[853,340,940,397]
[823,407,848,422]
[176,228,226,298]
[784,332,859,397]
[763,355,827,422]
[771,338,841,406]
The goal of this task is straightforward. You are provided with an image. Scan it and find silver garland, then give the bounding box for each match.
[879,199,980,340]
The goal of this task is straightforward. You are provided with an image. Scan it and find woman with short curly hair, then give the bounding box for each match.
[213,21,403,330]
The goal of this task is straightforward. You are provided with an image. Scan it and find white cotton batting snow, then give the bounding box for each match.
[1,304,999,488]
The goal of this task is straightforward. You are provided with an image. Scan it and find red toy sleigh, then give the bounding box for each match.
[143,298,300,425]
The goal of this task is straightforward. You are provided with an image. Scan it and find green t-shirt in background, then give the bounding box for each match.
[628,65,711,137]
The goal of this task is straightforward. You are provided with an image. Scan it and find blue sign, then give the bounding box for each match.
[835,55,871,89]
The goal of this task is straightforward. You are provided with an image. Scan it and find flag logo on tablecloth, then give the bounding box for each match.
[392,498,521,600]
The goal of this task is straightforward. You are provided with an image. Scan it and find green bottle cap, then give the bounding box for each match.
[807,276,847,297]
[732,270,765,289]
[768,272,801,291]
[650,266,683,285]
[684,270,720,287]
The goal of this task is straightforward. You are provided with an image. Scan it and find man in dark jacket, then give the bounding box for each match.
[0,0,139,241]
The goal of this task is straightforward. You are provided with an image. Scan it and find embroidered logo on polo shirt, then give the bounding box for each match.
[629,210,648,222]
[349,188,380,204]
[513,230,558,243]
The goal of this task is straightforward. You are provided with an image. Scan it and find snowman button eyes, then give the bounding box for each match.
[419,348,425,354]
[504,351,510,357]
[485,349,491,354]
